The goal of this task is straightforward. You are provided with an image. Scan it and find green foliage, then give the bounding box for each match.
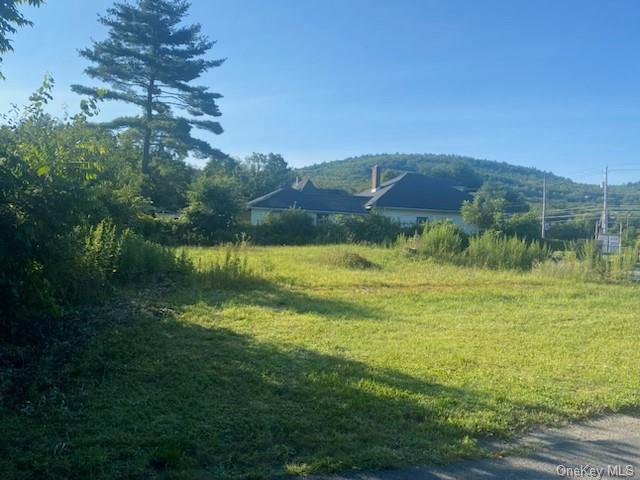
[254,209,317,245]
[415,221,466,261]
[242,152,295,199]
[180,174,244,243]
[251,211,412,246]
[116,228,192,283]
[144,153,197,211]
[461,182,529,232]
[534,240,639,282]
[0,82,193,346]
[465,231,549,270]
[504,211,541,239]
[190,245,257,289]
[546,218,595,241]
[339,212,403,244]
[71,0,225,174]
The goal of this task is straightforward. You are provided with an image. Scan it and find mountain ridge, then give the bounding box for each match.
[297,153,639,210]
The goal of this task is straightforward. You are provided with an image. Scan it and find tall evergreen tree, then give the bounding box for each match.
[72,0,224,175]
[0,0,43,79]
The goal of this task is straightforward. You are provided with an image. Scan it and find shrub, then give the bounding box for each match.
[340,212,402,245]
[180,175,244,243]
[465,231,548,270]
[116,229,191,283]
[415,221,466,261]
[254,209,316,245]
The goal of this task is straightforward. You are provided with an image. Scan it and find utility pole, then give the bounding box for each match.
[541,176,547,239]
[601,166,609,234]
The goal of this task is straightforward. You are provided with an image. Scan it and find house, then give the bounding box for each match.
[247,166,477,233]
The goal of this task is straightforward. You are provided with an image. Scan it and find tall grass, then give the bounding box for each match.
[190,244,259,289]
[396,223,548,271]
[465,231,549,271]
[534,239,639,281]
[64,220,192,304]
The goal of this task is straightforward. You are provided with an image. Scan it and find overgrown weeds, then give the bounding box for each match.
[396,221,547,271]
[465,231,548,271]
[190,244,260,288]
[534,240,639,282]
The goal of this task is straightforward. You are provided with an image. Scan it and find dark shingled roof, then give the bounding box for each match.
[248,173,471,214]
[248,179,368,214]
[360,173,472,211]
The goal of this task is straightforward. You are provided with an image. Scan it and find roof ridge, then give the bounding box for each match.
[247,187,290,207]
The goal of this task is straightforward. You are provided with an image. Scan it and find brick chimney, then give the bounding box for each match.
[371,165,381,192]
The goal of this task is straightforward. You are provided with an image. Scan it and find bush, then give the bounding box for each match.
[254,209,316,245]
[340,213,403,245]
[415,222,466,261]
[465,231,548,270]
[2,218,191,343]
[116,229,191,283]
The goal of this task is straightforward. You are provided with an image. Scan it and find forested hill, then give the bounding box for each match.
[297,153,640,208]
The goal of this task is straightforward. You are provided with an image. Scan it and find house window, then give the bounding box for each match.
[416,216,429,224]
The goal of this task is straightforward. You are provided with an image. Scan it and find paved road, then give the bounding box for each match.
[307,413,640,480]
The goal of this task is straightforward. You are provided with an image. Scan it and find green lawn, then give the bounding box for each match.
[3,245,640,479]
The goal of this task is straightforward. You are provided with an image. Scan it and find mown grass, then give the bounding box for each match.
[2,245,640,479]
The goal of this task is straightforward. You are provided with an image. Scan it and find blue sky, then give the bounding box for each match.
[2,0,640,184]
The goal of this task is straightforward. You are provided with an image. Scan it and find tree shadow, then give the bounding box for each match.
[3,280,576,480]
[173,279,386,321]
[28,296,573,480]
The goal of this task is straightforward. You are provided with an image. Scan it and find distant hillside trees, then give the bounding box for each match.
[71,0,225,181]
[0,0,43,78]
[297,153,623,208]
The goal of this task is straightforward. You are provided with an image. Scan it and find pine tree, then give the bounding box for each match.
[72,0,224,175]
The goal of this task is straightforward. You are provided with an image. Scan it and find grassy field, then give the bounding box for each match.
[3,245,640,479]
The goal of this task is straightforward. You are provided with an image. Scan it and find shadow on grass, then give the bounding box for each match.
[1,278,574,480]
[3,297,573,480]
[176,278,386,321]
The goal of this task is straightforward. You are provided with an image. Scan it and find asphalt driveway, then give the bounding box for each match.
[306,413,640,480]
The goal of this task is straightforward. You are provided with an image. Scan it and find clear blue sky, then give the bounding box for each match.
[2,0,640,184]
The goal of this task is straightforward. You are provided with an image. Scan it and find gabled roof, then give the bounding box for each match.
[359,172,472,211]
[247,185,368,214]
[292,177,318,192]
[248,172,471,214]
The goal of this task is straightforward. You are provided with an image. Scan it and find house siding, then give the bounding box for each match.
[250,208,271,225]
[377,208,478,234]
[252,206,477,234]
[249,208,363,226]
